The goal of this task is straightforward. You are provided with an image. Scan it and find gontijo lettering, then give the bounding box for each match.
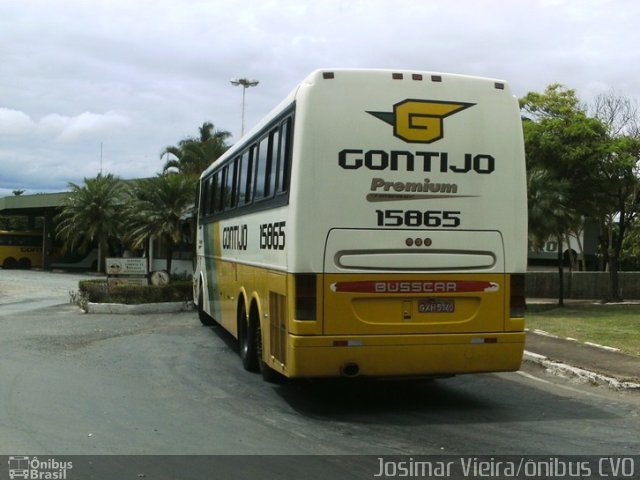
[222,224,248,250]
[338,150,495,174]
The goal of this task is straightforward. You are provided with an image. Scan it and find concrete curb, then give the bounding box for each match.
[523,351,640,392]
[85,301,194,315]
[529,328,621,353]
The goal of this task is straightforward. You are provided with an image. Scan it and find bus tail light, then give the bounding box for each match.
[295,274,316,320]
[510,274,526,318]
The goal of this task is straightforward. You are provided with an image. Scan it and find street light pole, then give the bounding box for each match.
[230,77,259,137]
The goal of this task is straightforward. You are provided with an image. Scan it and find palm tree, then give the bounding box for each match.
[528,168,580,305]
[126,173,195,274]
[161,122,231,178]
[55,173,125,273]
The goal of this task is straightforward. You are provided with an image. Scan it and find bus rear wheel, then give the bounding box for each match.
[2,257,17,269]
[18,258,31,270]
[239,302,259,372]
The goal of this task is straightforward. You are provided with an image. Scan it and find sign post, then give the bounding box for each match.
[106,258,149,286]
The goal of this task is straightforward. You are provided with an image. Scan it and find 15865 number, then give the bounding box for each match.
[376,209,461,228]
[260,221,286,250]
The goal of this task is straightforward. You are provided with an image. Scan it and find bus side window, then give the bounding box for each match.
[225,159,238,210]
[238,150,252,206]
[277,117,292,194]
[266,129,279,198]
[247,145,258,204]
[255,135,271,201]
[218,166,229,213]
[201,176,212,216]
[199,178,206,216]
[212,171,222,213]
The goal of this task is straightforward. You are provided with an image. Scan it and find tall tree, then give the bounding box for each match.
[527,168,577,305]
[520,85,610,217]
[520,85,610,302]
[55,173,125,273]
[592,91,640,300]
[161,122,231,178]
[125,173,195,274]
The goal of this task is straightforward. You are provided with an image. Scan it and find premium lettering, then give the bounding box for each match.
[370,177,458,194]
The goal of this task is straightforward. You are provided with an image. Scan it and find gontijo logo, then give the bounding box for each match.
[368,99,474,143]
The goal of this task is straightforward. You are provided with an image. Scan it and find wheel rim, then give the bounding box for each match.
[256,320,263,363]
[240,305,249,358]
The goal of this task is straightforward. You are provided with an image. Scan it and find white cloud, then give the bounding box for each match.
[0,109,132,142]
[54,111,132,142]
[1,0,640,195]
[0,108,36,135]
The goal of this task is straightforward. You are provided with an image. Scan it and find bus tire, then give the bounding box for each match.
[3,257,17,269]
[18,258,31,270]
[239,302,259,372]
[197,285,215,326]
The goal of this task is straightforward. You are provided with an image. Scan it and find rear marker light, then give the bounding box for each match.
[295,274,317,320]
[333,340,364,347]
[510,274,526,318]
[405,237,432,247]
[471,337,498,344]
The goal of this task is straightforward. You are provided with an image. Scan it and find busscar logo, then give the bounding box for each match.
[367,99,475,143]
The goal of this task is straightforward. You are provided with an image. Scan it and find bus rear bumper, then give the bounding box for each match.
[283,332,525,378]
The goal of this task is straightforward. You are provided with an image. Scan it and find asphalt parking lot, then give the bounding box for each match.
[0,269,90,315]
[2,269,639,465]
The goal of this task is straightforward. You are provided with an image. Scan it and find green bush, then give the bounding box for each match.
[75,279,192,305]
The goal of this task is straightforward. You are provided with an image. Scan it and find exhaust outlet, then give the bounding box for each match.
[340,362,360,378]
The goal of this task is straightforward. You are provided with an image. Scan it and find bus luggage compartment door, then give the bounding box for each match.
[322,228,506,336]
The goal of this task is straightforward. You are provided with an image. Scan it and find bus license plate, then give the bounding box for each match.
[418,299,455,313]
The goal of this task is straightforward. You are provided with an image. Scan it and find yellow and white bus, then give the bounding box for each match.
[194,69,527,381]
[0,230,43,269]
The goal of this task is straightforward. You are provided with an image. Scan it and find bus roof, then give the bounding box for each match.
[202,68,510,178]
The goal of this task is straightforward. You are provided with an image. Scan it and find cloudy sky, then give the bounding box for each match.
[1,0,639,197]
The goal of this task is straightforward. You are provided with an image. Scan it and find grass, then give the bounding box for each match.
[525,303,640,357]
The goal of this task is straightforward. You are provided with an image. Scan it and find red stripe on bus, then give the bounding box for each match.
[331,280,499,294]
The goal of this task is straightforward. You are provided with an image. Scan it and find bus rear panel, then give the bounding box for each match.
[196,69,527,380]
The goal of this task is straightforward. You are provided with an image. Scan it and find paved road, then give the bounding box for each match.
[0,270,639,461]
[0,269,92,315]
